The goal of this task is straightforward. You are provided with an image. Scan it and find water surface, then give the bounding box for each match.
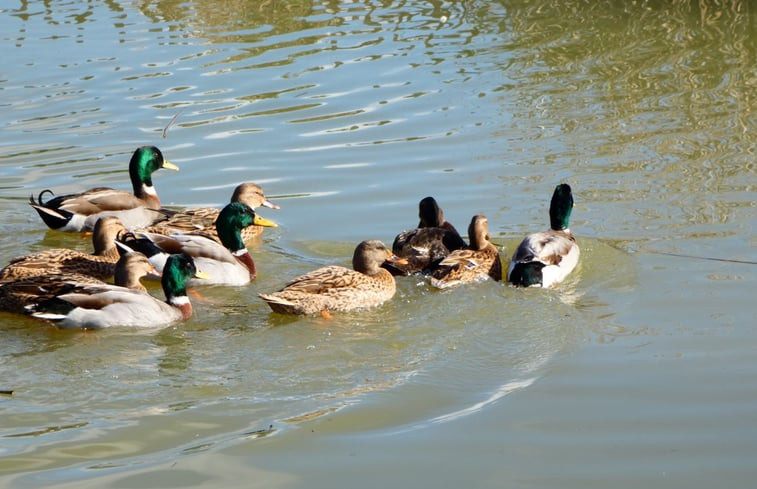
[1,1,755,488]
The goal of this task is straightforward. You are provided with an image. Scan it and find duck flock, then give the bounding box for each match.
[0,146,579,329]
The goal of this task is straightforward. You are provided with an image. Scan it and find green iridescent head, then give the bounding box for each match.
[129,146,179,192]
[215,202,276,252]
[162,252,198,300]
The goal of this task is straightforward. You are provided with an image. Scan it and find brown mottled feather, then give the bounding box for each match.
[259,240,405,315]
[430,215,502,288]
[144,182,279,244]
[0,251,154,314]
[0,217,126,281]
[511,230,576,266]
[389,196,466,275]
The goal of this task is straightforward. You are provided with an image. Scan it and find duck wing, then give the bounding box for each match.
[511,230,575,266]
[139,232,238,265]
[279,266,362,294]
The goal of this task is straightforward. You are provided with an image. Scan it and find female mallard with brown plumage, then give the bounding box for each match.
[0,216,127,282]
[29,146,178,232]
[0,252,205,329]
[0,251,157,316]
[142,182,280,244]
[429,214,502,289]
[259,240,407,315]
[507,183,579,288]
[390,196,467,275]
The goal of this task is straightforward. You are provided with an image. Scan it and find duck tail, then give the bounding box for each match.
[258,293,299,314]
[29,189,73,230]
[25,296,76,320]
[508,261,547,287]
[29,189,55,207]
[117,232,163,259]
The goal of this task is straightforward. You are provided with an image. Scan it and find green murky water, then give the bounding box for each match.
[1,1,754,487]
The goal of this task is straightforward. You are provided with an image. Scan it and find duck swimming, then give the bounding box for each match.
[29,146,178,232]
[430,214,502,289]
[119,202,275,286]
[507,183,579,287]
[0,250,174,326]
[259,240,407,315]
[390,196,466,275]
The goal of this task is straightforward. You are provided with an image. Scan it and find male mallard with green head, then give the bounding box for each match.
[29,146,179,232]
[0,248,192,329]
[119,202,275,286]
[4,253,205,329]
[507,183,579,287]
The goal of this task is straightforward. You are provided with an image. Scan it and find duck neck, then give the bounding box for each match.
[114,268,146,291]
[93,234,120,259]
[137,184,161,207]
[233,249,257,280]
[550,211,571,232]
[168,295,193,320]
[469,235,484,250]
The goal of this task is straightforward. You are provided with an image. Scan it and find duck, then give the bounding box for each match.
[429,214,502,289]
[29,146,179,232]
[259,240,407,315]
[0,216,127,282]
[507,183,579,288]
[0,250,159,317]
[141,182,280,244]
[30,252,203,329]
[389,196,467,275]
[118,202,276,286]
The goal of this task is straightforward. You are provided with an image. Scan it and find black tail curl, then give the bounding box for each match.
[29,189,55,207]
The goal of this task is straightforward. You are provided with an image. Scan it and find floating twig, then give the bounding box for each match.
[162,110,183,139]
[652,251,757,265]
[243,424,275,438]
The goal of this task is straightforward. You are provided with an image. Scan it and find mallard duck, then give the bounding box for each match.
[0,250,158,316]
[29,146,179,232]
[0,216,127,282]
[507,183,579,287]
[1,253,205,329]
[429,214,502,289]
[389,196,467,275]
[259,240,407,315]
[118,202,275,286]
[141,182,279,244]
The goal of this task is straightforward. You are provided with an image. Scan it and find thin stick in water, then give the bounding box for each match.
[652,251,757,265]
[162,110,183,139]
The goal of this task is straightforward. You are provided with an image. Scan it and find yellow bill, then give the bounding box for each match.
[253,214,278,228]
